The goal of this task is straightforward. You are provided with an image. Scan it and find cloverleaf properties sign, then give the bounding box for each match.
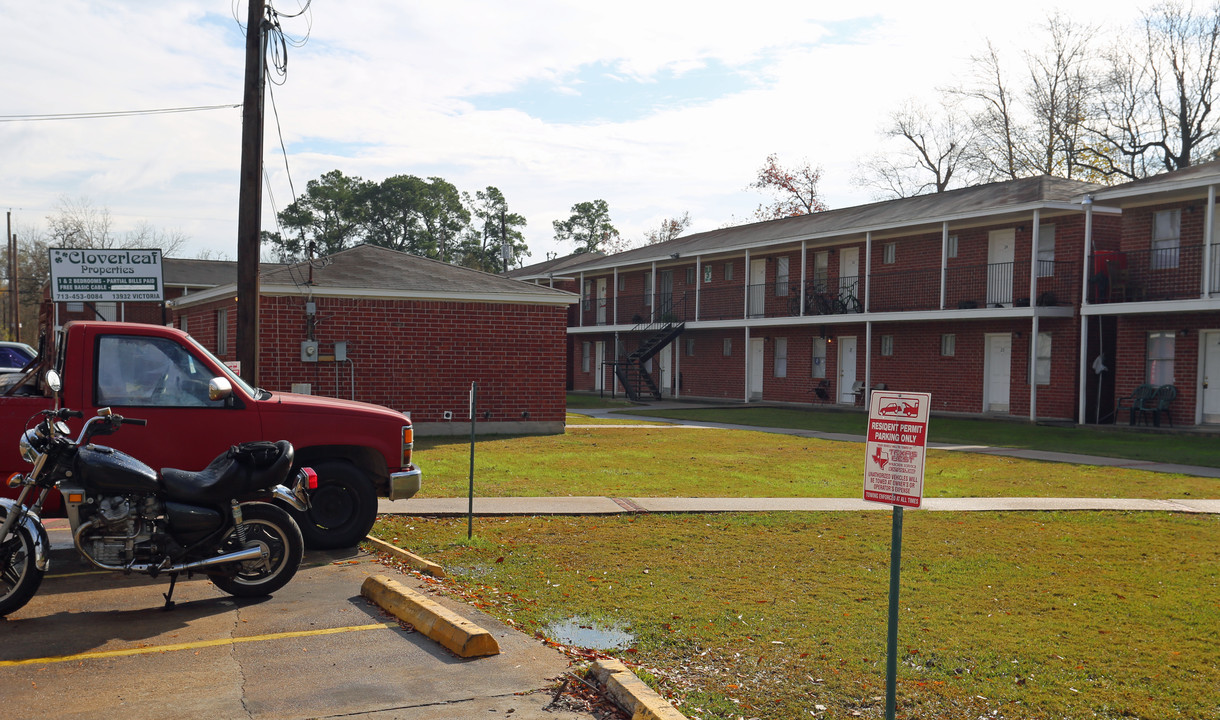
[863,391,931,509]
[49,248,164,303]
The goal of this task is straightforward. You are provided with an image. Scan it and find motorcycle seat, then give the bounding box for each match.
[160,440,294,506]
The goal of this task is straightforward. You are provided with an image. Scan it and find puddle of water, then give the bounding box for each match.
[543,617,635,650]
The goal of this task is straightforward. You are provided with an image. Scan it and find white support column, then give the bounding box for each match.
[1205,185,1215,297]
[743,326,751,403]
[1081,198,1093,307]
[695,256,702,322]
[940,222,949,310]
[650,261,657,323]
[1078,196,1094,425]
[864,232,872,313]
[865,321,873,404]
[1078,316,1089,425]
[1030,210,1041,306]
[612,268,618,326]
[743,249,751,319]
[674,337,681,399]
[579,271,585,327]
[1029,316,1039,423]
[800,241,808,316]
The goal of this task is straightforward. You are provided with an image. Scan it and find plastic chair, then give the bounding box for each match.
[1137,385,1176,427]
[1118,384,1156,425]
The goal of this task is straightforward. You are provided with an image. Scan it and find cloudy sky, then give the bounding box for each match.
[1,0,1154,264]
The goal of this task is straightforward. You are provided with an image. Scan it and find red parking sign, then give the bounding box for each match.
[864,392,930,508]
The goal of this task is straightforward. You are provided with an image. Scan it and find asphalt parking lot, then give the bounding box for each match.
[0,522,598,720]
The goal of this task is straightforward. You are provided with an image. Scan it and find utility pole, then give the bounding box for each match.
[236,0,267,386]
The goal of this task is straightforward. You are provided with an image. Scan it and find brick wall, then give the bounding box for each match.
[178,295,567,425]
[1113,311,1220,424]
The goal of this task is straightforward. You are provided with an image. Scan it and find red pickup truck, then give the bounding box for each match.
[0,321,421,549]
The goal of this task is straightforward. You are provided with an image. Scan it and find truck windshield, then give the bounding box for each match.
[183,334,260,399]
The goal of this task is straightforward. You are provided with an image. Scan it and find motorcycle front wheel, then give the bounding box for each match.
[210,503,303,598]
[0,523,43,617]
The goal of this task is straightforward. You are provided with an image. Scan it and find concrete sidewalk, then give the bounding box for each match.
[569,402,1220,479]
[379,496,1220,516]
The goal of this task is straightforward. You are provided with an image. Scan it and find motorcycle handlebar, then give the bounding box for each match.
[121,418,148,426]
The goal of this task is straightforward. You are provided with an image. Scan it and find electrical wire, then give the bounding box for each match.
[0,104,240,123]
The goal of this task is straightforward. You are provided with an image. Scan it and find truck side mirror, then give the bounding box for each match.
[209,377,233,402]
[45,370,62,394]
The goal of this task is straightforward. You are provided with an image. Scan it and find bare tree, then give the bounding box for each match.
[855,99,976,198]
[1091,1,1220,178]
[748,154,829,220]
[44,196,187,255]
[643,212,691,245]
[957,41,1023,181]
[1023,13,1098,178]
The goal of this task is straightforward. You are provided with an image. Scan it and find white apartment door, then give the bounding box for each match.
[749,337,765,400]
[987,229,1015,306]
[838,336,857,404]
[596,278,607,324]
[593,341,605,392]
[658,343,673,397]
[749,259,767,317]
[985,333,1012,413]
[1202,331,1220,423]
[839,247,860,302]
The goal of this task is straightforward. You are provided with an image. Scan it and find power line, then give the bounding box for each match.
[0,104,241,123]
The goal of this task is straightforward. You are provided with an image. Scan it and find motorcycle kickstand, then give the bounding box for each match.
[162,572,180,610]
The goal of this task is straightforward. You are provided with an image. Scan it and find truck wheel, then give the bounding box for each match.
[291,460,378,550]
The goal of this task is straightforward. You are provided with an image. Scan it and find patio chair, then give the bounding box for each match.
[1136,384,1177,428]
[1106,261,1145,302]
[813,379,830,402]
[1117,384,1156,425]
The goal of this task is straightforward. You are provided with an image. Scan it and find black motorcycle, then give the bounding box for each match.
[0,372,316,616]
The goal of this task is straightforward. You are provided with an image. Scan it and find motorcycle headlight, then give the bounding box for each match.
[19,428,40,464]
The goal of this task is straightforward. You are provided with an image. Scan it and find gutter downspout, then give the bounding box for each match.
[695,256,701,322]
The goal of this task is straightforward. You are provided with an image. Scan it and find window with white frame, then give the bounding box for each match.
[881,335,894,356]
[582,342,591,373]
[941,333,956,357]
[948,235,959,258]
[1151,210,1181,270]
[775,257,789,296]
[725,263,733,281]
[883,243,896,264]
[583,280,593,310]
[1146,331,1175,385]
[1037,224,1056,277]
[216,308,228,355]
[723,338,732,356]
[180,314,188,334]
[643,272,653,306]
[685,267,695,284]
[813,251,829,291]
[95,302,117,321]
[617,275,626,291]
[774,337,788,377]
[812,338,827,379]
[1035,331,1052,385]
[685,338,695,357]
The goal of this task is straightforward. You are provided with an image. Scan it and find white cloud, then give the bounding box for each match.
[1,0,1154,263]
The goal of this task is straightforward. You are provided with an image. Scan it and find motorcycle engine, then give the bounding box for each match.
[78,495,165,567]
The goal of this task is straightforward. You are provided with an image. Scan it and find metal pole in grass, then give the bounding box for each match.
[467,381,477,541]
[885,505,903,720]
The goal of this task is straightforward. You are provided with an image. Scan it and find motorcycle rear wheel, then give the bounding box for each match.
[0,525,43,617]
[210,503,303,598]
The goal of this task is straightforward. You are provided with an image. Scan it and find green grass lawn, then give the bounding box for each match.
[415,426,1218,499]
[372,511,1220,720]
[614,405,1220,468]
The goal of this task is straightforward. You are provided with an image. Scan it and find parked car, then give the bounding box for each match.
[0,341,36,373]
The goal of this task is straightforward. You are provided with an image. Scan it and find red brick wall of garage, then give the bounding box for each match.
[1113,311,1220,424]
[177,295,567,424]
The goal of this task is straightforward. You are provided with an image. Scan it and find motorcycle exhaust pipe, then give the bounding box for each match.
[75,521,268,573]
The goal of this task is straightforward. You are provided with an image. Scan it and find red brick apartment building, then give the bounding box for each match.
[511,167,1220,427]
[46,245,577,436]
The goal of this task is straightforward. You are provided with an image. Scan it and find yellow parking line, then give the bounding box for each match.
[0,622,398,667]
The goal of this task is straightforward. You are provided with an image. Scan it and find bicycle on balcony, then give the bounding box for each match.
[788,282,862,316]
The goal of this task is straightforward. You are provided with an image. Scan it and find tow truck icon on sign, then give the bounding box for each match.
[879,396,920,418]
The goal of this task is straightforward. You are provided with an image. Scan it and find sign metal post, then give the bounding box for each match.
[862,391,930,720]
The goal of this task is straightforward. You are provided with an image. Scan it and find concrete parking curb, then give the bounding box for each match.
[364,535,446,577]
[589,658,688,720]
[360,574,500,658]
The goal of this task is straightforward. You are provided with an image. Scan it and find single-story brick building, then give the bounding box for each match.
[154,244,577,435]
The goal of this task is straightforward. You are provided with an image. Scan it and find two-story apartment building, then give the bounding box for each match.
[515,175,1135,423]
[1082,161,1220,426]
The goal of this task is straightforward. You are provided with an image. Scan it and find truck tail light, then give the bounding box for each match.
[401,425,414,467]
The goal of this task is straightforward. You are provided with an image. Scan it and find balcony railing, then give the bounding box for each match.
[1093,246,1215,303]
[576,260,1080,327]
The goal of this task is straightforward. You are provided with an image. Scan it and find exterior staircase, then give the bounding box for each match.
[612,321,685,401]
